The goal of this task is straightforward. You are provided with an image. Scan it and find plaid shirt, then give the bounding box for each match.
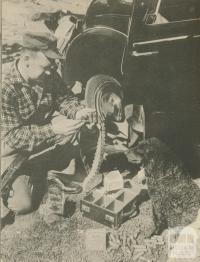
[2,60,84,152]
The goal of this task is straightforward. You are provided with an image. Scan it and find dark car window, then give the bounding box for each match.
[146,0,200,24]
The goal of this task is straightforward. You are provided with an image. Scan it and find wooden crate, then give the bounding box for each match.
[80,188,138,229]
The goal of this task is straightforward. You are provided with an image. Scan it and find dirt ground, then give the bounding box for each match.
[2,0,91,44]
[1,1,200,262]
[2,0,91,64]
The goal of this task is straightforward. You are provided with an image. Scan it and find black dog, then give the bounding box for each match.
[126,137,200,235]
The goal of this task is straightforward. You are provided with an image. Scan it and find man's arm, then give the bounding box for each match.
[2,86,56,152]
[53,72,85,119]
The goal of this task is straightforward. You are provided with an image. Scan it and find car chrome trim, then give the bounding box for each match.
[133,35,189,46]
[131,50,159,56]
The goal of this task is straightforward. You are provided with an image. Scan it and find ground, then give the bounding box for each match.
[1,1,200,262]
[1,189,166,262]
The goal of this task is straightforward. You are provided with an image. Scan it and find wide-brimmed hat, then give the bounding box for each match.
[22,31,65,59]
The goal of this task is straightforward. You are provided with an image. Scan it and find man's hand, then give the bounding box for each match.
[75,108,97,123]
[51,115,84,136]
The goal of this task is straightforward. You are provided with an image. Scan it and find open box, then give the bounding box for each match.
[80,188,138,228]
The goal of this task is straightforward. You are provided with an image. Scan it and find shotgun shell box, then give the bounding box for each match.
[80,187,138,228]
[104,170,124,192]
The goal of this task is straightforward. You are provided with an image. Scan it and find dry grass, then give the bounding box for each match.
[2,194,166,262]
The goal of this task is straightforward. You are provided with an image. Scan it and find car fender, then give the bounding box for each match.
[62,26,127,84]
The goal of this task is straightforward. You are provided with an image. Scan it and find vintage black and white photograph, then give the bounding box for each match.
[1,0,200,261]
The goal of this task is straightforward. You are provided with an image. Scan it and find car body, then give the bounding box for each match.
[123,0,200,175]
[63,0,131,84]
[63,0,200,176]
[85,0,132,34]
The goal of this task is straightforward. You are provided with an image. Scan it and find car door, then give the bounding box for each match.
[124,0,200,112]
[123,0,200,174]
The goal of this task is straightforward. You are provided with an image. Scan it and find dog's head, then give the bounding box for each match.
[125,137,169,176]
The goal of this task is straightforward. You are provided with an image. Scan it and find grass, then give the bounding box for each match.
[1,191,168,262]
[2,177,200,261]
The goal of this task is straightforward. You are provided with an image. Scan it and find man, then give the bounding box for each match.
[1,31,96,218]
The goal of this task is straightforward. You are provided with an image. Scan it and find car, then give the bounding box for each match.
[122,0,200,177]
[62,0,200,176]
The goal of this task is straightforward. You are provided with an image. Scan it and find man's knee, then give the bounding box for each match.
[11,197,33,215]
[7,175,33,215]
